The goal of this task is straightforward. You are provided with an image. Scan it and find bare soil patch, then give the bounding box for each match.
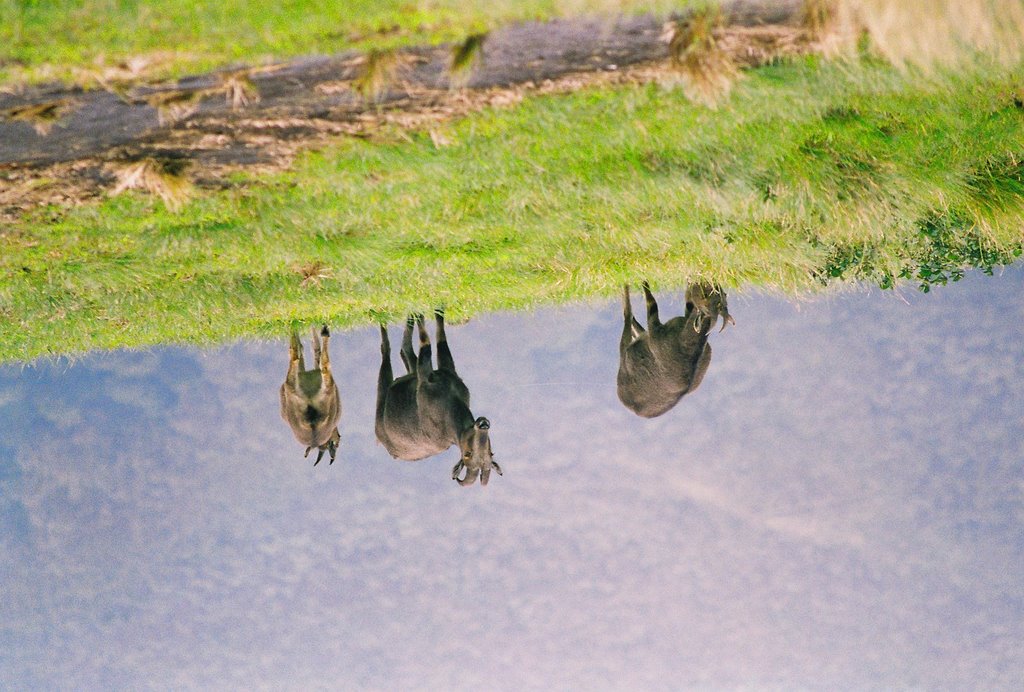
[0,0,811,220]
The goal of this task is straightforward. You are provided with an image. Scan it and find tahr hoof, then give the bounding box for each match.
[321,325,330,337]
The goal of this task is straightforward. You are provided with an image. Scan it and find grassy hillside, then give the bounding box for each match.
[3,56,1022,361]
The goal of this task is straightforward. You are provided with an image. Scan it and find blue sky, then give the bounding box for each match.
[2,268,1023,689]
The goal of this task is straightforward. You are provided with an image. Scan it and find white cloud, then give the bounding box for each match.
[1,268,1023,689]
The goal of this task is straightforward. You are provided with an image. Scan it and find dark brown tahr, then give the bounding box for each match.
[279,326,341,465]
[375,310,501,486]
[617,282,734,418]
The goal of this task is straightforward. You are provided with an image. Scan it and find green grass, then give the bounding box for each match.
[0,0,687,85]
[3,55,1023,362]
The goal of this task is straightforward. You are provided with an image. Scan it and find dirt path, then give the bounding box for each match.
[0,0,807,219]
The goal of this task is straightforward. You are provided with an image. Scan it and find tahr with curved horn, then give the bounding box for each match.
[617,282,734,418]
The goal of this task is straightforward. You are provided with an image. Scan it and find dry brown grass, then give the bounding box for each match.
[804,0,1024,68]
[144,89,205,125]
[91,52,183,86]
[140,69,261,125]
[109,158,193,211]
[428,128,454,148]
[293,260,333,287]
[0,98,75,135]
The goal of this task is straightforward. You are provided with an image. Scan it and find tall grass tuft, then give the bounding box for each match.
[449,33,487,89]
[353,49,403,103]
[661,4,737,106]
[800,0,839,42]
[220,71,260,109]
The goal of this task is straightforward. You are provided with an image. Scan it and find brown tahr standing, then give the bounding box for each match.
[280,326,340,465]
[375,310,501,486]
[618,282,734,418]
